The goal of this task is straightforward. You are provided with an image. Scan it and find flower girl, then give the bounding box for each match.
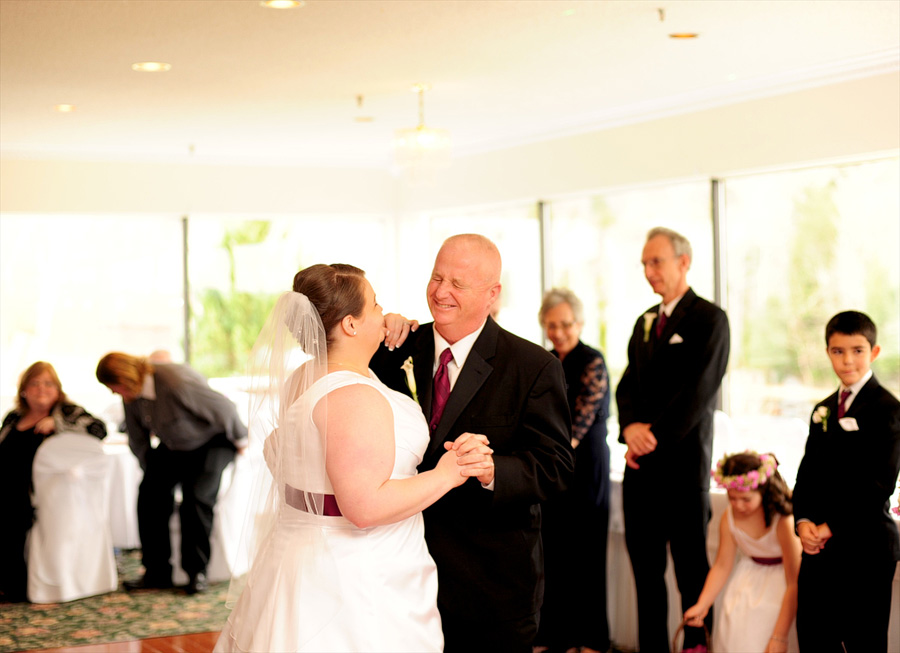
[684,452,802,653]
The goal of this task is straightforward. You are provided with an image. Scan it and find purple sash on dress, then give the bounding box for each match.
[285,484,343,516]
[751,556,782,565]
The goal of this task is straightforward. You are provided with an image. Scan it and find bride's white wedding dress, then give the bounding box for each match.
[215,370,443,652]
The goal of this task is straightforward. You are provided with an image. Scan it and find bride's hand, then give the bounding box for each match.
[382,313,418,350]
[436,449,469,488]
[446,433,494,486]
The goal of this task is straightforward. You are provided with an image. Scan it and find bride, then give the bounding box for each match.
[215,263,492,653]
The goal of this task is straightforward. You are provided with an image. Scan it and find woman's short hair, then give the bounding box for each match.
[96,352,153,397]
[721,452,793,527]
[16,361,66,413]
[292,263,367,347]
[538,287,584,325]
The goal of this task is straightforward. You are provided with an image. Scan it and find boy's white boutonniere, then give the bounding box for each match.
[401,356,417,402]
[643,312,657,342]
[812,405,830,432]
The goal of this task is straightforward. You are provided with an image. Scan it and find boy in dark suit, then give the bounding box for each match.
[793,311,900,652]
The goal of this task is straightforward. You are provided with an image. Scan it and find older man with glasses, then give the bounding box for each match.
[616,226,730,653]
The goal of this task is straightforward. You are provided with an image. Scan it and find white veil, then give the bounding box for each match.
[224,291,342,650]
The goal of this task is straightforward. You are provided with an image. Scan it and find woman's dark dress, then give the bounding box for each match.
[536,341,611,652]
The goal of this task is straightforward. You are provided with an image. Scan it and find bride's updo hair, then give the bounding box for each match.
[292,263,367,346]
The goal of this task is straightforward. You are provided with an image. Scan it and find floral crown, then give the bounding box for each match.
[712,451,778,491]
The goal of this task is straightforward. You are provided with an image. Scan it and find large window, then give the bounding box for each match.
[0,214,184,418]
[2,156,897,510]
[186,214,392,380]
[722,157,900,481]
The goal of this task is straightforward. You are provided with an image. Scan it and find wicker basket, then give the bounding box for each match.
[672,619,712,653]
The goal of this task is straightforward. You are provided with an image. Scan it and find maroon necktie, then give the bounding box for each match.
[429,348,453,431]
[838,389,851,418]
[656,311,668,338]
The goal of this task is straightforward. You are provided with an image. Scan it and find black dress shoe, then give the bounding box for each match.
[186,572,208,595]
[123,575,174,591]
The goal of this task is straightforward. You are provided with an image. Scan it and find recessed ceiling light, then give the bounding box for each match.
[260,0,304,8]
[54,104,76,113]
[669,33,699,39]
[131,62,172,72]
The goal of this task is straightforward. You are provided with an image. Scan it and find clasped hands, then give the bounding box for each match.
[622,422,657,469]
[797,520,832,555]
[439,432,495,487]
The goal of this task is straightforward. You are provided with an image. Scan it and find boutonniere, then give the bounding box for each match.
[811,405,830,432]
[642,312,657,342]
[401,356,418,402]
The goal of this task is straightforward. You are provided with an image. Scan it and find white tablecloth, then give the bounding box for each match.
[103,438,143,550]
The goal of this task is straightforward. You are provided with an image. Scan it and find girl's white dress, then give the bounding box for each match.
[215,371,443,652]
[713,507,799,653]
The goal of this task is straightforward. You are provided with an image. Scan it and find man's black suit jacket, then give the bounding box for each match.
[793,374,900,562]
[370,317,573,626]
[616,288,730,489]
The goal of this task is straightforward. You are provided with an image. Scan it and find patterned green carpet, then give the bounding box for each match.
[0,550,230,652]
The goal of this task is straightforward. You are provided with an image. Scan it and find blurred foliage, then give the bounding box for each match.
[190,221,280,378]
[741,180,899,391]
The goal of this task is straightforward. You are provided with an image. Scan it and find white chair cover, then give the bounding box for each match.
[27,432,118,603]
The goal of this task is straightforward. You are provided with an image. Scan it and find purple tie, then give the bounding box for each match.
[656,311,668,338]
[838,389,851,418]
[430,348,453,431]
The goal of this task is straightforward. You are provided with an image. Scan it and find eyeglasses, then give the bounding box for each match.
[640,256,673,270]
[26,379,57,390]
[544,321,577,331]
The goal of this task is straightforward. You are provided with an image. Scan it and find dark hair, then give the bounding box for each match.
[292,263,367,347]
[17,361,67,413]
[721,452,792,527]
[825,310,877,348]
[96,352,154,397]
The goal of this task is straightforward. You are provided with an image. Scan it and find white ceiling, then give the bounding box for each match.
[1,0,897,168]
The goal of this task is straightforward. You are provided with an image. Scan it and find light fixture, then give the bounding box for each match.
[54,104,76,113]
[354,94,374,123]
[393,83,451,180]
[131,61,172,72]
[658,8,698,39]
[260,0,304,8]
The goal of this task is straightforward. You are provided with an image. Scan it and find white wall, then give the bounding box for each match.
[1,72,897,215]
[0,159,397,214]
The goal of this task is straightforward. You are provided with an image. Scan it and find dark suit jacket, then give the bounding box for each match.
[616,288,730,490]
[793,374,900,562]
[370,317,573,624]
[124,363,248,470]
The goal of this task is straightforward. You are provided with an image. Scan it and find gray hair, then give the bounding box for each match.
[539,287,584,325]
[647,226,692,260]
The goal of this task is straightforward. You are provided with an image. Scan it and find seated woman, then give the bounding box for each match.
[0,361,106,602]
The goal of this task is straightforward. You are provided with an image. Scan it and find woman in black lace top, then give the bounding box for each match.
[0,361,106,602]
[535,288,611,653]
